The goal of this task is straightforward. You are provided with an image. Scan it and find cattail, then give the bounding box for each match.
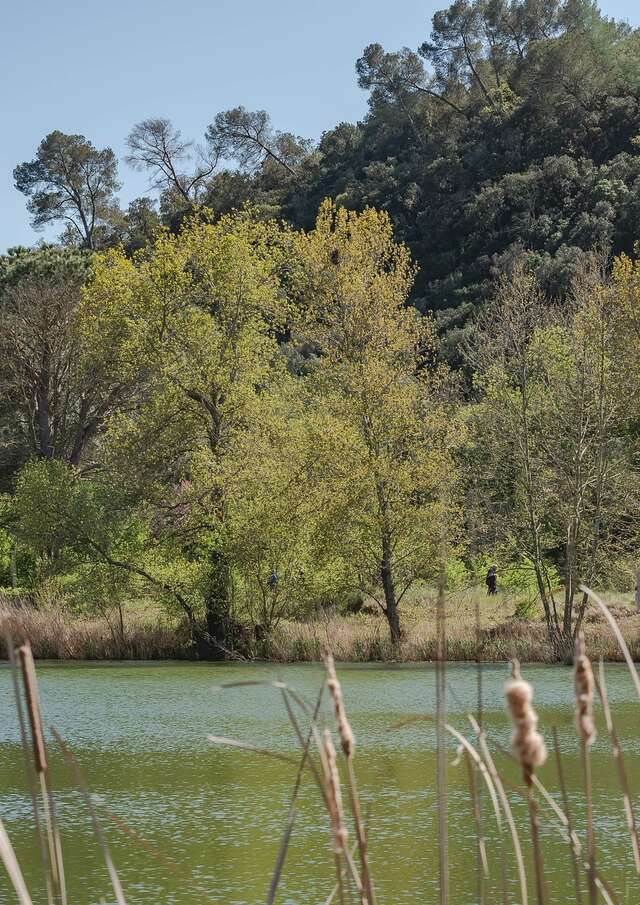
[324,647,355,758]
[506,660,548,905]
[505,660,547,773]
[324,647,375,905]
[575,634,597,905]
[18,644,48,774]
[323,729,348,855]
[574,635,596,746]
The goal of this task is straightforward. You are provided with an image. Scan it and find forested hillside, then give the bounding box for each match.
[12,1,640,353]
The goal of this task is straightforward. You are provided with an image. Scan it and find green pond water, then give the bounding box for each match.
[1,660,639,904]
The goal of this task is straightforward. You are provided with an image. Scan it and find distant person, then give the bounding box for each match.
[486,565,498,596]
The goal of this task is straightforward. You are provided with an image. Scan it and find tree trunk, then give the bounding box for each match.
[205,549,231,645]
[10,544,18,589]
[36,364,53,459]
[381,531,401,644]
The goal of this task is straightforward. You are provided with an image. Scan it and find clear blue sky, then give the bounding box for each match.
[1,0,638,253]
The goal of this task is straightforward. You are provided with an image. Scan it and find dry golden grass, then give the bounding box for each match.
[0,601,185,660]
[2,586,639,663]
[268,590,640,663]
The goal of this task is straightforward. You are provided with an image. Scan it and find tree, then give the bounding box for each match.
[222,386,347,642]
[12,455,204,631]
[77,213,296,648]
[14,131,121,249]
[419,0,499,105]
[125,117,217,205]
[297,202,461,643]
[206,107,312,177]
[0,246,140,489]
[0,253,141,479]
[466,256,640,648]
[121,197,162,253]
[356,44,461,144]
[230,0,640,345]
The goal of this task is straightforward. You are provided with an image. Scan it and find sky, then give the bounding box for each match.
[1,0,639,253]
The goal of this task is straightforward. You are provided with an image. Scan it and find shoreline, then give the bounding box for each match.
[2,598,639,664]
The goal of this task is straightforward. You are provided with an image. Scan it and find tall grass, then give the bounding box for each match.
[3,587,639,663]
[268,606,640,663]
[3,585,640,903]
[0,601,185,660]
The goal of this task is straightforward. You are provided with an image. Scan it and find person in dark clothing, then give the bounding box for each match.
[486,565,498,596]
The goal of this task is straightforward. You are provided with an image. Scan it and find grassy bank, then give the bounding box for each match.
[0,598,185,660]
[268,589,640,662]
[2,588,639,662]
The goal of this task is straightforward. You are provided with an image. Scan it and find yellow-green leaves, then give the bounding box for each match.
[294,202,461,639]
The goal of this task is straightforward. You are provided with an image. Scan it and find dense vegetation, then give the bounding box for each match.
[12,0,640,354]
[3,0,640,658]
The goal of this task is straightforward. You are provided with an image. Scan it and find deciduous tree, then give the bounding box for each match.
[298,202,462,643]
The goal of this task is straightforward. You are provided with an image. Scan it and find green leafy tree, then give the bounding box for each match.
[298,202,462,643]
[14,131,121,249]
[77,213,296,647]
[466,256,640,647]
[0,248,137,478]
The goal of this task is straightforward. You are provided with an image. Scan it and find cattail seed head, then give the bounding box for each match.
[505,660,547,773]
[574,635,596,746]
[324,647,355,758]
[323,728,348,854]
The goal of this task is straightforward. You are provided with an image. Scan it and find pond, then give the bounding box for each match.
[1,661,639,904]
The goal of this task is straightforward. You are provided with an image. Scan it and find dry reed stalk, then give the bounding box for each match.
[267,682,326,905]
[474,589,485,905]
[446,724,508,905]
[278,684,364,898]
[469,714,529,905]
[436,565,449,905]
[323,728,348,905]
[526,766,619,905]
[215,677,362,897]
[325,838,361,905]
[17,643,67,905]
[323,648,375,905]
[279,684,327,801]
[51,728,127,905]
[462,747,489,883]
[551,726,583,905]
[268,812,297,904]
[207,679,362,902]
[574,634,597,905]
[579,585,640,700]
[595,660,640,875]
[505,660,548,905]
[215,679,328,799]
[0,816,32,905]
[6,635,53,905]
[207,735,300,766]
